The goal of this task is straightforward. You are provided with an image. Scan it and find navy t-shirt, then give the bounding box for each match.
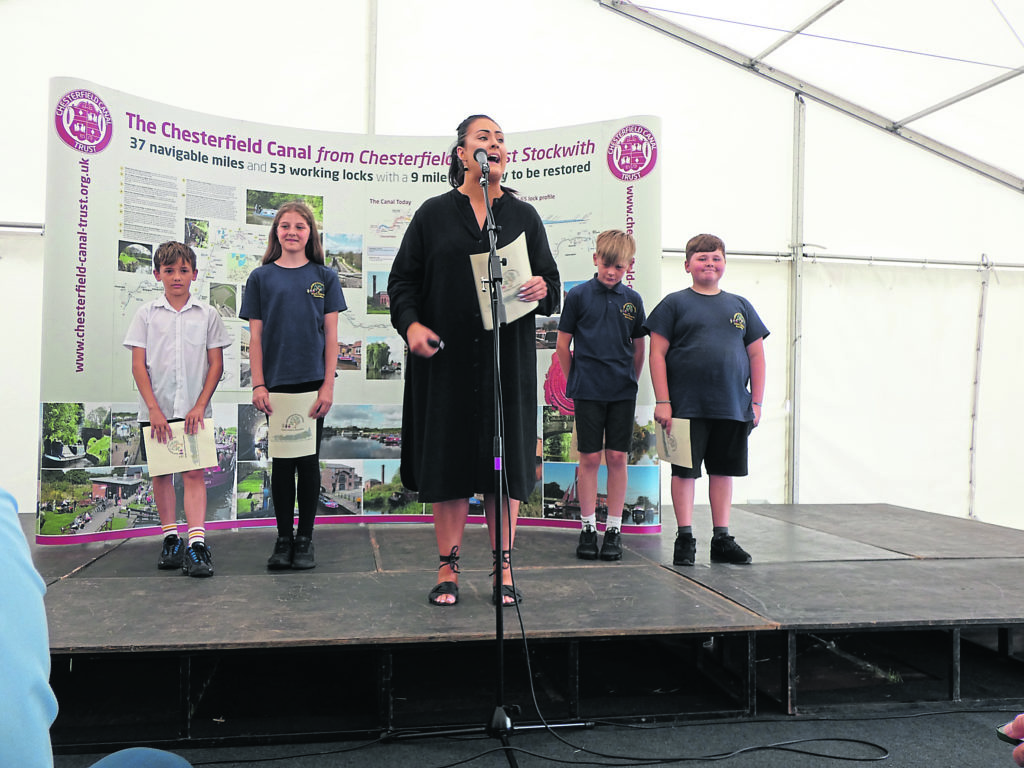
[239,261,347,388]
[643,288,768,421]
[558,276,647,401]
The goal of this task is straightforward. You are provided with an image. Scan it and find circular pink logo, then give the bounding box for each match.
[54,90,113,154]
[607,124,657,181]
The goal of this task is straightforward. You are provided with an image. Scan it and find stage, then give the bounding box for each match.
[30,504,1024,750]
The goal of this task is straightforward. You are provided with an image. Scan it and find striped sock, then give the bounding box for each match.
[188,527,206,546]
[161,523,178,539]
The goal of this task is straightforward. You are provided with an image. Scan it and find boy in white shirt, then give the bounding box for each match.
[123,242,231,577]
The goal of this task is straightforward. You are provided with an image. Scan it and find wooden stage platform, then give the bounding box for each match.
[31,504,1024,749]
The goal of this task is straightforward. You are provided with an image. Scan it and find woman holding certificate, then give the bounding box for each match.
[388,115,561,607]
[239,201,346,571]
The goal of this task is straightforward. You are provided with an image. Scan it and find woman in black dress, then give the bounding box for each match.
[388,115,560,606]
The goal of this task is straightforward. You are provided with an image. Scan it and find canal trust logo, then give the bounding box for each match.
[54,89,113,154]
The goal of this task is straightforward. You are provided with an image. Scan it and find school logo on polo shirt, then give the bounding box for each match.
[730,313,746,331]
[622,302,638,322]
[307,281,326,298]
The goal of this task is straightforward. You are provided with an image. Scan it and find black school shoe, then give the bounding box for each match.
[599,528,623,561]
[292,535,316,569]
[158,534,183,570]
[576,527,599,560]
[710,534,752,564]
[267,535,294,570]
[183,542,214,578]
[673,533,696,566]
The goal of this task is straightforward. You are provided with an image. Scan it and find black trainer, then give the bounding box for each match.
[267,535,293,570]
[710,534,752,564]
[292,535,316,570]
[158,534,183,570]
[576,527,599,560]
[673,533,696,566]
[599,528,623,561]
[183,541,214,578]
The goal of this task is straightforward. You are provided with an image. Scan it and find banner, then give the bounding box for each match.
[38,77,661,542]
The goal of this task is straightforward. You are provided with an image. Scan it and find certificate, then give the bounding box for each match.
[143,420,218,477]
[267,391,317,459]
[469,233,538,331]
[657,418,692,468]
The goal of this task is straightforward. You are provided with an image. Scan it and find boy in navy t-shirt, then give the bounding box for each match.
[557,230,647,561]
[644,233,768,566]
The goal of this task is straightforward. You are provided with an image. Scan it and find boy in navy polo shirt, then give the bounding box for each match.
[645,233,768,566]
[557,230,647,561]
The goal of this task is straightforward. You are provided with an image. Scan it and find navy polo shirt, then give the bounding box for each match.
[558,276,647,401]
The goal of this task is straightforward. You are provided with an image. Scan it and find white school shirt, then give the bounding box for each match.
[123,294,232,421]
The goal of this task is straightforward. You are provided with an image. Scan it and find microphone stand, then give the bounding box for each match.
[479,162,518,765]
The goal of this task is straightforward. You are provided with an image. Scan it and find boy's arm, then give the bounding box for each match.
[130,346,171,443]
[312,311,339,419]
[747,337,766,427]
[649,332,672,434]
[555,331,573,379]
[632,336,646,381]
[248,319,271,414]
[184,347,224,435]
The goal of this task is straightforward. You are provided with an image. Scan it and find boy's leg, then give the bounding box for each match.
[708,474,733,529]
[152,474,177,529]
[670,474,697,566]
[599,448,628,561]
[152,474,182,570]
[670,475,696,528]
[181,469,213,577]
[704,421,752,564]
[575,452,601,560]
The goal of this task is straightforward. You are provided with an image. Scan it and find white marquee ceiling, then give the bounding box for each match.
[609,0,1024,191]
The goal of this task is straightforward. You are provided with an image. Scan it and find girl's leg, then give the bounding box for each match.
[270,457,297,537]
[294,418,324,539]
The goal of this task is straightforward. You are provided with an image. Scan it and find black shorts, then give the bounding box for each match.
[670,418,751,479]
[574,399,636,454]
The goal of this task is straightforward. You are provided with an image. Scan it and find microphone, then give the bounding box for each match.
[474,148,489,175]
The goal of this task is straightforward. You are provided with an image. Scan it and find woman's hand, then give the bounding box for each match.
[407,322,443,358]
[517,275,547,303]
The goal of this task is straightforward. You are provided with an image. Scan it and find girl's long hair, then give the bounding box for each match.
[261,201,325,265]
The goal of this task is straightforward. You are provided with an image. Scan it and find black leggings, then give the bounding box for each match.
[269,383,325,538]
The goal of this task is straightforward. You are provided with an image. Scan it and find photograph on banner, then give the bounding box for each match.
[40,75,660,541]
[41,402,111,470]
[362,459,420,515]
[321,404,402,460]
[541,461,660,527]
[318,460,362,515]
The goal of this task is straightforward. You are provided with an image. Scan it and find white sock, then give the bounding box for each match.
[581,513,597,531]
[605,514,622,532]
